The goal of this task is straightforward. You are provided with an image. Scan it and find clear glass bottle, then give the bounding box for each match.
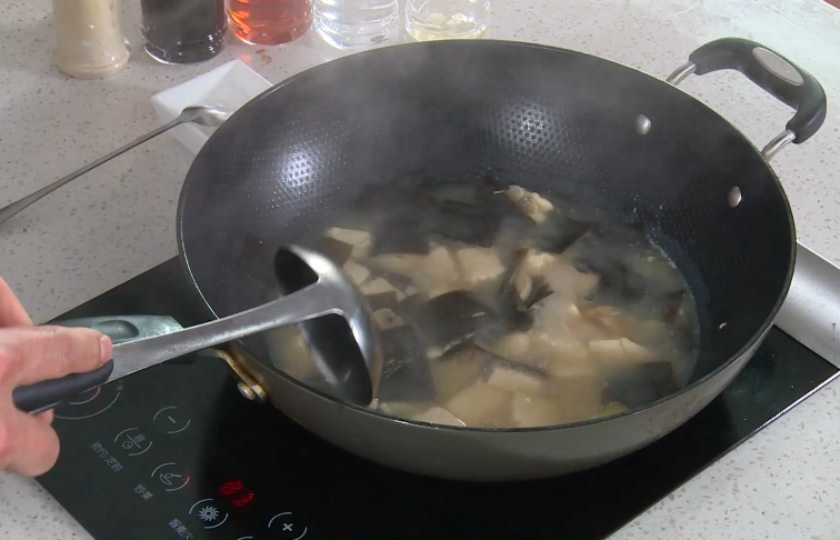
[51,0,131,79]
[228,0,313,46]
[312,0,400,51]
[140,0,227,64]
[404,0,491,41]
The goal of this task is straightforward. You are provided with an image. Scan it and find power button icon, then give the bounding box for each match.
[268,511,308,540]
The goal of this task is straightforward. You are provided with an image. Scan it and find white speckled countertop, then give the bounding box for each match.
[1,0,839,538]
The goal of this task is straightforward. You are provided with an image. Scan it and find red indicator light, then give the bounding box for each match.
[231,490,256,507]
[219,479,255,508]
[219,480,244,496]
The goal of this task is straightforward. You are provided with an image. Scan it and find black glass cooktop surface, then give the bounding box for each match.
[37,257,839,540]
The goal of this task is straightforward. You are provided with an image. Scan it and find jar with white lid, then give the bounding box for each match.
[51,0,131,79]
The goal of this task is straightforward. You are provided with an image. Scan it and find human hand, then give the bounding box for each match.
[0,274,112,476]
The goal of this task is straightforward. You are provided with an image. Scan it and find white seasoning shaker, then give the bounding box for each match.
[51,0,131,79]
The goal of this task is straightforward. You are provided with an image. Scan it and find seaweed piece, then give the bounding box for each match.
[473,343,549,380]
[602,361,678,408]
[315,237,354,266]
[409,291,499,356]
[377,325,436,402]
[355,171,438,213]
[575,257,648,306]
[367,217,432,256]
[425,204,503,248]
[364,265,416,291]
[522,276,553,309]
[495,249,552,332]
[529,215,592,255]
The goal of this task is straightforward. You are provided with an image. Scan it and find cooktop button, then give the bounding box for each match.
[151,462,191,492]
[114,427,153,457]
[268,512,308,540]
[153,406,191,434]
[54,381,123,421]
[189,498,229,530]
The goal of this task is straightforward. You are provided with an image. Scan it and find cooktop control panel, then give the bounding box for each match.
[42,353,313,540]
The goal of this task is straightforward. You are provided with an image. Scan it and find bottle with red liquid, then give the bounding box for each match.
[228,0,313,45]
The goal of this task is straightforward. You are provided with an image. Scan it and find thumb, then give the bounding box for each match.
[0,326,111,389]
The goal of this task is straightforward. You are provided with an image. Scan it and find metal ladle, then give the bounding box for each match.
[12,245,383,414]
[0,105,232,226]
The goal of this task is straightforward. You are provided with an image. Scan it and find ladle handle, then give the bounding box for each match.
[0,117,185,226]
[12,362,116,416]
[11,315,184,414]
[107,285,336,377]
[13,286,337,414]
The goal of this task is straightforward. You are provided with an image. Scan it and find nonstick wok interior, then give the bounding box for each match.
[178,40,794,409]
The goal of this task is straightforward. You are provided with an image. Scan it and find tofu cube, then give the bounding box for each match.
[325,226,371,246]
[512,393,564,427]
[593,401,630,419]
[343,260,371,285]
[486,366,544,394]
[325,227,372,258]
[445,383,512,427]
[413,407,466,427]
[361,277,406,300]
[589,338,656,367]
[428,346,486,400]
[455,247,505,287]
[548,360,604,423]
[372,308,404,330]
[378,401,429,418]
[482,331,531,363]
[529,328,588,363]
[372,253,424,278]
[415,245,461,298]
[520,249,558,276]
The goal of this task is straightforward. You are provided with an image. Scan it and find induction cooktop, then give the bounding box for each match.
[36,256,839,540]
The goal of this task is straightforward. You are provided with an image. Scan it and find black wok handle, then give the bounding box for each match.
[11,316,183,414]
[668,38,827,158]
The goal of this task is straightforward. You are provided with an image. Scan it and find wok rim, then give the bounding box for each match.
[176,38,798,434]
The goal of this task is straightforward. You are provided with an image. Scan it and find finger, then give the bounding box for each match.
[0,326,111,388]
[0,405,60,477]
[0,275,32,327]
[36,409,54,425]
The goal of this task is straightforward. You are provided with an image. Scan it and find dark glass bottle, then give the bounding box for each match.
[141,0,227,64]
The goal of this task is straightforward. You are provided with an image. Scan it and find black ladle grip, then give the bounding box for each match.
[12,359,114,414]
[687,37,827,143]
[9,316,183,414]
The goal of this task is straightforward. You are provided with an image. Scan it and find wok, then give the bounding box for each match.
[174,37,825,482]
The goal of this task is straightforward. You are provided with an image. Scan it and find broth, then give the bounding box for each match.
[268,176,700,428]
